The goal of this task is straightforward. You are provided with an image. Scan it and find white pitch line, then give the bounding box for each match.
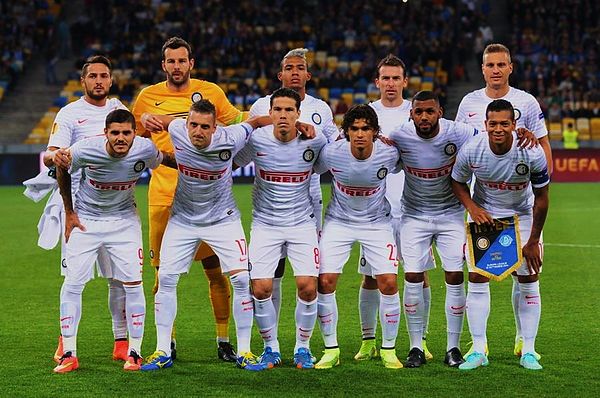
[545,243,600,248]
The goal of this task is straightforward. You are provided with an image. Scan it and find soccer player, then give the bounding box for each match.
[355,54,435,362]
[235,88,328,369]
[451,99,549,371]
[248,48,339,331]
[53,109,165,373]
[132,37,244,361]
[314,104,403,369]
[140,100,273,372]
[456,43,551,358]
[43,55,130,363]
[387,91,478,368]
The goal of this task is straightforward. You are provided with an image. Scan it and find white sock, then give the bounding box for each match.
[379,292,400,349]
[445,282,466,350]
[466,282,490,354]
[155,273,179,356]
[230,272,253,354]
[422,286,431,338]
[272,277,283,324]
[253,296,279,352]
[108,278,127,340]
[519,281,541,354]
[358,287,379,340]
[124,283,145,355]
[512,275,522,340]
[403,281,424,349]
[60,282,84,357]
[294,296,317,352]
[317,292,338,348]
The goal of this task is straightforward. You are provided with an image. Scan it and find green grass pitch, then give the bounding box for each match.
[1,183,599,397]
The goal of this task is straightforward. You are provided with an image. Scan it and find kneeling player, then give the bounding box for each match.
[314,105,403,369]
[451,99,549,371]
[54,109,164,373]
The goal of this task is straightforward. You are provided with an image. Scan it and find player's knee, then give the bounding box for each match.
[445,271,464,285]
[517,274,539,283]
[376,274,398,295]
[201,255,220,270]
[274,258,286,278]
[297,279,317,301]
[404,272,425,283]
[468,272,489,283]
[362,275,378,289]
[318,274,337,294]
[251,280,272,300]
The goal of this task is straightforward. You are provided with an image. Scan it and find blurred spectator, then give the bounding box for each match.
[562,122,579,149]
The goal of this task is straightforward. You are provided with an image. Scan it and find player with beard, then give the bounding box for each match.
[43,55,130,365]
[132,37,244,362]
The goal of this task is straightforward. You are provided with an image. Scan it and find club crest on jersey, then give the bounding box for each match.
[515,163,529,176]
[476,237,490,250]
[191,92,203,103]
[149,250,154,259]
[134,161,146,172]
[514,108,522,121]
[377,167,388,180]
[219,149,232,161]
[444,143,457,156]
[311,112,322,125]
[303,148,315,162]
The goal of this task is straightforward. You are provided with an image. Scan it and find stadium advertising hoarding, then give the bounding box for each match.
[551,149,600,182]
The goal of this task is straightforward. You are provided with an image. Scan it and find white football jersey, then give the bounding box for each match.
[452,132,550,218]
[235,125,327,227]
[249,94,339,141]
[370,99,412,218]
[456,87,548,138]
[48,97,127,148]
[315,139,401,224]
[388,118,478,216]
[70,136,162,219]
[169,119,252,226]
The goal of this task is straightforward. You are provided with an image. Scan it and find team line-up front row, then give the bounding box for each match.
[50,87,549,374]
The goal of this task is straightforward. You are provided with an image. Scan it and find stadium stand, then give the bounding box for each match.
[25,0,475,142]
[508,0,600,142]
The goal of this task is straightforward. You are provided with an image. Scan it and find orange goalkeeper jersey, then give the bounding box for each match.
[132,79,245,206]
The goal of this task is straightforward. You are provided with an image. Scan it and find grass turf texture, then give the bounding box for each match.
[1,183,599,397]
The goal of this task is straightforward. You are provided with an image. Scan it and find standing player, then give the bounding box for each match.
[355,54,435,362]
[132,37,244,361]
[53,109,164,373]
[451,99,549,371]
[456,43,551,358]
[43,55,130,363]
[140,100,272,372]
[235,88,328,370]
[248,48,339,331]
[314,104,403,370]
[387,91,478,368]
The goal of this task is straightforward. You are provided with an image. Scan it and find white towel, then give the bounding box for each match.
[23,171,57,202]
[37,188,64,250]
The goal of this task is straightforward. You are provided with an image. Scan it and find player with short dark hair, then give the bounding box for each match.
[451,99,549,371]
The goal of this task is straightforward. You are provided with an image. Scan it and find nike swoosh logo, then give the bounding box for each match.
[470,164,481,169]
[468,113,477,117]
[155,101,166,106]
[256,152,267,157]
[60,316,72,321]
[450,305,465,310]
[331,168,342,173]
[318,313,333,318]
[385,313,399,318]
[299,327,312,332]
[525,295,540,299]
[404,303,418,307]
[131,313,145,318]
[77,119,88,124]
[241,300,253,305]
[175,146,184,150]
